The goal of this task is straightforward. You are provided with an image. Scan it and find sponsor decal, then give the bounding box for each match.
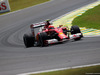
[0,0,10,13]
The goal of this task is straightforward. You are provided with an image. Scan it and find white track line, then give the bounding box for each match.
[1,1,100,75]
[17,63,100,75]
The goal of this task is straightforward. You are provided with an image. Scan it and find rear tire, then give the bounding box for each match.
[38,32,49,47]
[23,33,35,48]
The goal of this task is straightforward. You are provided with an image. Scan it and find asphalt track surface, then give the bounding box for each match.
[0,0,100,75]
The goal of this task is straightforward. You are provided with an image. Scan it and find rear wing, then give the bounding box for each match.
[30,22,45,37]
[30,22,45,28]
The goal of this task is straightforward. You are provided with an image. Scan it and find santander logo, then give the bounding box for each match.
[0,2,7,11]
[0,0,10,13]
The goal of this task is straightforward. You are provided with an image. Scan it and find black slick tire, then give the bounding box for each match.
[23,33,35,48]
[71,25,81,34]
[71,25,83,40]
[38,32,49,47]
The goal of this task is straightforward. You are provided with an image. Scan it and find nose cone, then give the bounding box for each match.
[58,32,68,40]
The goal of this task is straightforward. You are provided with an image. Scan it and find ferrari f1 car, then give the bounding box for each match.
[23,22,83,48]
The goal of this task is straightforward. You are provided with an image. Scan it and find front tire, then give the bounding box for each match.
[71,25,83,40]
[71,25,81,34]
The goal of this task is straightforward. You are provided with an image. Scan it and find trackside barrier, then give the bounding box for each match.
[0,0,11,13]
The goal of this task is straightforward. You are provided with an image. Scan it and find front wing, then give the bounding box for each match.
[45,33,82,45]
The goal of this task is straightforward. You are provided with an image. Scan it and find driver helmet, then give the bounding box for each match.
[48,25,54,30]
[45,19,51,26]
[45,19,51,22]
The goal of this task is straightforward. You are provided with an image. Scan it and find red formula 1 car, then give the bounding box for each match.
[23,22,83,48]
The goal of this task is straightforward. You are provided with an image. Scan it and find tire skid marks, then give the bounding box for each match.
[0,23,27,48]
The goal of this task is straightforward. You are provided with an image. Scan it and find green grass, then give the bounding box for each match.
[0,0,50,15]
[72,4,100,29]
[30,65,100,75]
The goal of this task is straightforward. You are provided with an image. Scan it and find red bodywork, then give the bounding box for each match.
[36,26,69,41]
[30,22,83,46]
